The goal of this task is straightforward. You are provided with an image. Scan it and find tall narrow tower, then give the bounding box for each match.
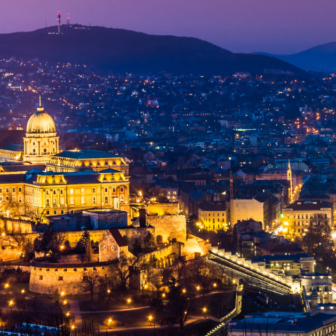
[287,160,293,203]
[67,13,70,25]
[57,11,61,34]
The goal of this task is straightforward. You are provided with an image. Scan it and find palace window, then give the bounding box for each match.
[46,199,50,206]
[46,210,50,215]
[81,188,85,194]
[0,197,3,202]
[60,190,64,195]
[105,188,108,193]
[53,198,57,205]
[18,188,21,192]
[46,190,49,195]
[120,195,124,202]
[120,187,124,192]
[19,196,22,203]
[105,196,108,203]
[61,210,64,214]
[12,188,15,193]
[81,196,85,205]
[70,197,74,205]
[53,190,56,195]
[60,197,64,205]
[70,189,74,194]
[92,196,96,204]
[5,188,8,193]
[39,276,43,280]
[92,188,96,193]
[54,210,57,215]
[58,277,63,281]
[112,187,116,192]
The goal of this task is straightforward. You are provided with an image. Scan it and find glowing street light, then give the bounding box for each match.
[61,291,65,296]
[197,286,200,291]
[162,293,166,298]
[127,298,131,308]
[182,289,186,293]
[9,300,13,306]
[63,300,67,305]
[4,284,9,289]
[213,283,217,288]
[21,289,25,294]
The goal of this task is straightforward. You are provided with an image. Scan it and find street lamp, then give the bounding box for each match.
[4,283,9,289]
[9,300,13,306]
[203,307,207,318]
[127,298,131,308]
[162,293,166,298]
[182,289,186,293]
[148,315,155,334]
[61,291,65,297]
[196,286,200,291]
[21,289,25,294]
[63,300,67,305]
[213,283,217,288]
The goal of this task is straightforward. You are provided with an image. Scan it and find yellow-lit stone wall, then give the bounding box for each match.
[148,202,179,216]
[29,262,111,295]
[146,215,186,244]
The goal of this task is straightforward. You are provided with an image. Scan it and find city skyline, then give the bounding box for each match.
[1,0,336,54]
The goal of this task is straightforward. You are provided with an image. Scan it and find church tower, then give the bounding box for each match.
[287,160,293,203]
[23,96,59,164]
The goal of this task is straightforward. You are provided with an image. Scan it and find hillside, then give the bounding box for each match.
[0,25,308,76]
[256,42,336,72]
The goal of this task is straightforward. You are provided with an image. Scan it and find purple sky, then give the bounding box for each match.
[1,0,336,54]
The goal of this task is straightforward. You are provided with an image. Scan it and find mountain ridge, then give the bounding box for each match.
[255,42,336,72]
[0,25,308,76]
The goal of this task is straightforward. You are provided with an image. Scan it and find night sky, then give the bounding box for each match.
[2,0,335,54]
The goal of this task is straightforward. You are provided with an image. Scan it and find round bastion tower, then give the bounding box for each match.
[23,97,59,164]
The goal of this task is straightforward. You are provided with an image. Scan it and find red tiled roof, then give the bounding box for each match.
[109,229,127,247]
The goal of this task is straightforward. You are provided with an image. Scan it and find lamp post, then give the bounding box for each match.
[127,298,131,308]
[149,315,155,335]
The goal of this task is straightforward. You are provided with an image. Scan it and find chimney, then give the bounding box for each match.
[139,209,146,227]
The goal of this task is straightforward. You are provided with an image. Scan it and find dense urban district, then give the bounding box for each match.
[1,56,336,336]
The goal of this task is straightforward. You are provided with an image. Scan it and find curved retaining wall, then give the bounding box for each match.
[29,258,116,295]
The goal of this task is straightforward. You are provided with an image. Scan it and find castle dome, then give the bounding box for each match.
[26,105,56,134]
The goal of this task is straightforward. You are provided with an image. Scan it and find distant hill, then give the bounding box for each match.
[256,42,336,72]
[0,25,308,76]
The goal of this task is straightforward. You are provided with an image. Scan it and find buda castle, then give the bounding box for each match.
[0,99,130,219]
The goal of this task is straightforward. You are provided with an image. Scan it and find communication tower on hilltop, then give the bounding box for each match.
[67,13,70,25]
[57,11,61,33]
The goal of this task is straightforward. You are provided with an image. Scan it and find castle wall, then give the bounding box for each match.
[148,203,179,216]
[0,217,34,234]
[119,227,155,247]
[29,261,112,295]
[146,215,186,244]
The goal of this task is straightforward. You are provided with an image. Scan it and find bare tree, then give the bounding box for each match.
[109,254,146,290]
[82,271,101,301]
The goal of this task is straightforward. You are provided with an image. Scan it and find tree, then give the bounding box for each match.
[132,239,142,254]
[0,195,24,222]
[98,275,114,307]
[76,230,90,253]
[82,271,101,301]
[109,254,145,290]
[165,285,196,336]
[144,232,156,249]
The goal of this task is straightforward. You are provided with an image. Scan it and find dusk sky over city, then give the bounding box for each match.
[3,0,336,334]
[1,0,336,54]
